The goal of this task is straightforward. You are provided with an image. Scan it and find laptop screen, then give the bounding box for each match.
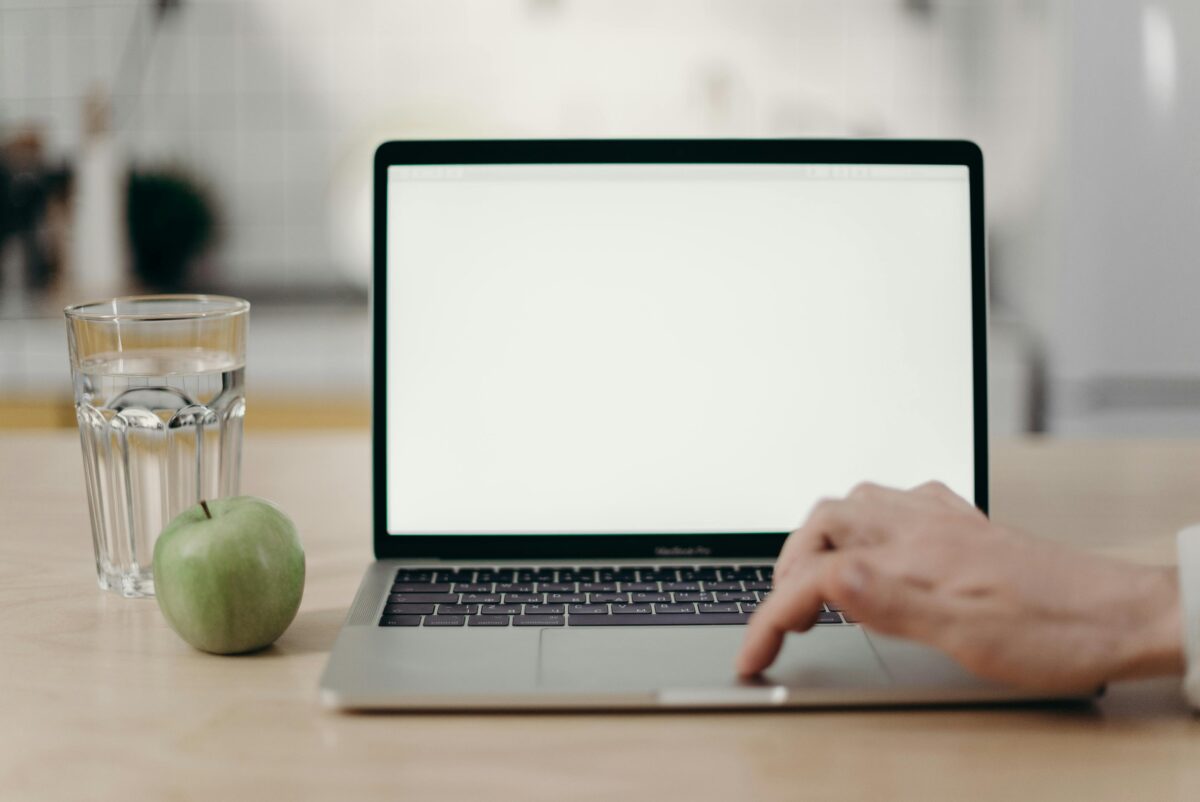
[384,161,975,536]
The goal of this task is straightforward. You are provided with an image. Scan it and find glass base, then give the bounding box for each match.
[97,570,155,598]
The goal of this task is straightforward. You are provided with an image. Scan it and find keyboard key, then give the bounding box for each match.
[496,583,535,593]
[438,604,477,615]
[611,603,653,614]
[524,604,565,615]
[698,602,740,614]
[461,593,501,604]
[654,603,697,614]
[632,592,670,603]
[680,568,719,581]
[739,602,758,613]
[714,592,756,603]
[538,582,575,593]
[481,604,521,615]
[504,593,542,604]
[568,604,609,615]
[703,582,742,591]
[662,582,701,592]
[477,570,513,583]
[559,569,595,582]
[570,613,750,627]
[547,593,586,604]
[423,615,466,626]
[392,583,451,593]
[724,568,761,581]
[639,569,676,582]
[613,569,639,582]
[534,570,558,582]
[454,583,491,593]
[513,615,565,626]
[384,604,435,615]
[395,571,432,583]
[620,582,659,592]
[379,615,422,626]
[580,582,618,592]
[673,592,712,603]
[589,592,627,603]
[816,611,843,624]
[744,581,772,591]
[469,615,510,626]
[389,593,458,604]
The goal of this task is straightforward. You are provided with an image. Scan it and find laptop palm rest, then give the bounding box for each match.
[537,627,891,694]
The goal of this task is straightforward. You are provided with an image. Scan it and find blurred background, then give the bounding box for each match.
[0,0,1196,436]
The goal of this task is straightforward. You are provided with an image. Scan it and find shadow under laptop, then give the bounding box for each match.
[336,696,1104,718]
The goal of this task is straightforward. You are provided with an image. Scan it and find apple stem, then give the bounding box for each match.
[200,499,212,520]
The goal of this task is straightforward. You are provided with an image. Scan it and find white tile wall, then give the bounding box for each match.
[1,0,1062,296]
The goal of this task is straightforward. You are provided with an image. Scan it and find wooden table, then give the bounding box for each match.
[3,432,1200,801]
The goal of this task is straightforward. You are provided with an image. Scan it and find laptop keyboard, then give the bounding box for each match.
[377,565,855,627]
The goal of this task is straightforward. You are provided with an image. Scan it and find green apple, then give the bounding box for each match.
[153,496,305,655]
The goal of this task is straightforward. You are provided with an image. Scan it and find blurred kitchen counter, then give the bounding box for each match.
[0,301,370,429]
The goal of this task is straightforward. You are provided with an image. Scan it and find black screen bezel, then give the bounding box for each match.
[373,139,988,560]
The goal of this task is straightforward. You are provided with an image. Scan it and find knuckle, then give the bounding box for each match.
[914,481,956,503]
[809,497,839,520]
[849,481,881,500]
[826,553,871,599]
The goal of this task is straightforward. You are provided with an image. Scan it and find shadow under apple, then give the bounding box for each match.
[218,607,347,658]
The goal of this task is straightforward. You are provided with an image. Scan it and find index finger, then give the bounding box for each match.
[737,552,840,676]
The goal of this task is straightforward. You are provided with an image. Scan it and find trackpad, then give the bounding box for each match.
[538,627,891,692]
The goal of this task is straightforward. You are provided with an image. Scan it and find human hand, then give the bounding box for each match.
[736,482,1183,692]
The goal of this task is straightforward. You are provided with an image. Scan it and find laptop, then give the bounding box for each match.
[319,139,1075,709]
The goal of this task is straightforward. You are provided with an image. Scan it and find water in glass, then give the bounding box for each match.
[73,348,245,597]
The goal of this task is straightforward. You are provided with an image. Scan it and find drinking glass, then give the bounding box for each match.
[64,295,249,598]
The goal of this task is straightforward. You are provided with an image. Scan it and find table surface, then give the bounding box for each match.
[3,432,1200,801]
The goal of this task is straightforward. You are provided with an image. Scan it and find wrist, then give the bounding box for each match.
[1112,565,1184,681]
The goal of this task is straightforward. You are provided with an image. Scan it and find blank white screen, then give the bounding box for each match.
[386,163,975,534]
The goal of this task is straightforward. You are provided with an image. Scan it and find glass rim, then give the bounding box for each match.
[64,294,250,323]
